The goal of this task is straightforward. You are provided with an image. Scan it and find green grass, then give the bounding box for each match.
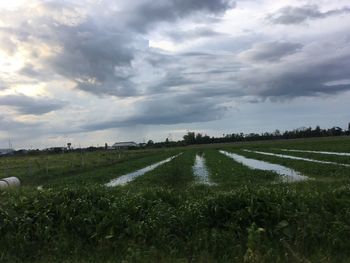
[230,136,350,152]
[131,150,196,189]
[1,136,350,262]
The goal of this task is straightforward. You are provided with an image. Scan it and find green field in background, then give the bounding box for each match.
[1,136,350,262]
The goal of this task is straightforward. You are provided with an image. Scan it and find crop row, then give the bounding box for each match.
[0,149,170,184]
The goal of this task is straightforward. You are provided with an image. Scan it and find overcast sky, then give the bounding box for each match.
[1,0,350,149]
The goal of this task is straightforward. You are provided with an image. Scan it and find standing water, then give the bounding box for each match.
[220,150,308,182]
[106,154,182,187]
[279,149,350,157]
[192,154,214,185]
[244,150,350,167]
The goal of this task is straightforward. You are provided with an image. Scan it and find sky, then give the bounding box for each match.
[0,0,350,149]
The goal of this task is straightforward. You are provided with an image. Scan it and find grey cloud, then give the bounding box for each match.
[2,0,350,134]
[149,73,198,93]
[2,0,235,98]
[121,0,236,32]
[239,41,303,62]
[268,5,350,25]
[0,95,67,115]
[237,47,350,99]
[0,36,17,55]
[188,34,265,54]
[0,81,6,91]
[45,22,143,97]
[19,64,54,81]
[9,16,143,97]
[0,115,45,130]
[81,95,227,131]
[165,27,225,42]
[0,3,136,97]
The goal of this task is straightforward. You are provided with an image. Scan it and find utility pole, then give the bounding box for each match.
[8,138,13,149]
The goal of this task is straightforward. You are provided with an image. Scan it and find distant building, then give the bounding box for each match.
[0,149,15,156]
[112,142,139,149]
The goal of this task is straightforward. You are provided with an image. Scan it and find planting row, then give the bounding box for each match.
[103,147,350,189]
[2,143,349,189]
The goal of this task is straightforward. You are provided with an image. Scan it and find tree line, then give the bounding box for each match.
[146,124,350,148]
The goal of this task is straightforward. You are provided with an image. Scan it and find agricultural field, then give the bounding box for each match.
[1,136,350,262]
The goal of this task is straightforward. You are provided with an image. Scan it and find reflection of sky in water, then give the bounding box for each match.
[280,149,350,157]
[245,150,350,167]
[193,154,215,185]
[106,154,181,187]
[220,151,308,182]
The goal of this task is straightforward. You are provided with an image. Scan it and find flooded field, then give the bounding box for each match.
[220,150,308,182]
[244,149,350,167]
[106,154,181,186]
[192,154,214,185]
[280,148,350,156]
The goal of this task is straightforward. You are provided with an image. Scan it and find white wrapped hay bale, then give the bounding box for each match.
[0,177,21,189]
[0,180,8,189]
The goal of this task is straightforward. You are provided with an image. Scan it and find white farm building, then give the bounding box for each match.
[112,142,139,149]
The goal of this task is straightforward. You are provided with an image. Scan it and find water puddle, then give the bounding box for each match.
[192,154,215,185]
[106,154,181,187]
[279,149,350,157]
[244,150,350,167]
[220,150,308,182]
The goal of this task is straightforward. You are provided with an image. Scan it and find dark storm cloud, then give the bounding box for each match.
[121,0,236,32]
[268,5,350,25]
[239,41,303,62]
[0,95,67,115]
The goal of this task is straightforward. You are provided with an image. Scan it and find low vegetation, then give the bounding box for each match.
[0,136,349,262]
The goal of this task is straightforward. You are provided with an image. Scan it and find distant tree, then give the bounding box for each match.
[274,129,281,136]
[315,126,321,137]
[147,140,154,146]
[105,143,108,150]
[195,133,203,143]
[183,132,196,145]
[203,134,210,143]
[67,143,71,150]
